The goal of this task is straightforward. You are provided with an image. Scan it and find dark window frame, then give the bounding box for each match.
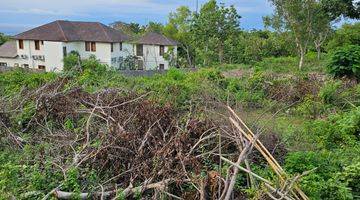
[159,45,165,56]
[159,64,165,70]
[35,40,40,50]
[18,40,24,49]
[120,42,123,51]
[38,65,46,70]
[85,42,91,51]
[136,44,143,56]
[63,46,67,57]
[0,62,7,67]
[91,42,96,52]
[111,43,114,52]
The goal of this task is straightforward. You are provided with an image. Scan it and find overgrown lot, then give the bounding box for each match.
[1,54,360,200]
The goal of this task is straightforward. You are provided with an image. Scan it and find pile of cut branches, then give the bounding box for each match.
[0,81,311,199]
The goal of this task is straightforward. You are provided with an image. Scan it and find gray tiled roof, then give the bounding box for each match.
[0,40,17,58]
[135,32,178,46]
[13,20,130,43]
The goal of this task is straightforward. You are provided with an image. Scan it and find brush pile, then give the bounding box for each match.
[0,79,310,199]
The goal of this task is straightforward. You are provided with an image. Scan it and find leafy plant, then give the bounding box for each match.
[327,45,360,79]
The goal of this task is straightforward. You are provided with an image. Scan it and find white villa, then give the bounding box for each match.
[0,20,178,72]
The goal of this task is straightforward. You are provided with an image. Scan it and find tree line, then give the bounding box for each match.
[111,0,359,70]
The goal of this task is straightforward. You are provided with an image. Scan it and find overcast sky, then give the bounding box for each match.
[0,0,276,35]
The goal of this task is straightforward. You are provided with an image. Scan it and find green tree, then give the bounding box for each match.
[327,22,360,51]
[163,6,194,67]
[145,22,163,33]
[266,0,319,70]
[320,0,360,20]
[311,2,333,59]
[191,0,241,66]
[0,33,9,45]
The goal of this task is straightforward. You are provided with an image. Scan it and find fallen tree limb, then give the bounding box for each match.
[54,179,173,199]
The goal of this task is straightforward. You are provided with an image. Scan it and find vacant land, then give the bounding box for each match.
[1,52,359,200]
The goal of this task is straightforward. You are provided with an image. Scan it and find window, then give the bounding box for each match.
[159,45,165,56]
[119,42,123,51]
[85,42,91,51]
[38,65,46,70]
[23,64,29,68]
[136,44,143,56]
[41,41,44,45]
[111,43,114,52]
[35,40,40,50]
[63,47,67,57]
[0,62,7,67]
[159,64,165,70]
[91,42,96,52]
[19,40,24,49]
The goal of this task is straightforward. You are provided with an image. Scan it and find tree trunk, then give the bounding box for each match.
[299,47,305,70]
[315,43,321,60]
[219,43,224,64]
[183,44,193,68]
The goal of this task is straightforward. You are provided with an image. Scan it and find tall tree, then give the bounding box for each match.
[191,0,240,65]
[266,0,318,70]
[0,33,9,46]
[163,6,194,67]
[145,22,164,33]
[311,2,333,59]
[321,0,360,20]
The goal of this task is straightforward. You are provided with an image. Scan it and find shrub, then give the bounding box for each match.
[284,151,351,200]
[319,80,342,104]
[63,51,81,76]
[327,45,360,79]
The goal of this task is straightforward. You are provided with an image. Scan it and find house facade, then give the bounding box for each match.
[134,32,178,70]
[0,20,177,72]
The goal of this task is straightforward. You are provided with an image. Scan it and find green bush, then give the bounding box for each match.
[319,80,342,104]
[63,51,81,76]
[0,69,56,96]
[327,45,360,79]
[305,107,360,150]
[285,151,352,200]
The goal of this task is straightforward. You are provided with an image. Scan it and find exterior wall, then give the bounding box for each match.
[0,40,177,72]
[136,45,177,70]
[0,57,22,68]
[8,40,64,72]
[110,43,133,69]
[44,41,64,71]
[64,42,112,66]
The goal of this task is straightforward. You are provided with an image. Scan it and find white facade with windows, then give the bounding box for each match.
[0,20,178,72]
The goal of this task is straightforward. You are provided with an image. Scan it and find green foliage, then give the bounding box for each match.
[63,51,81,76]
[294,95,325,119]
[319,80,342,104]
[327,45,360,78]
[133,68,224,108]
[0,69,56,96]
[285,151,352,200]
[327,23,360,51]
[337,162,360,198]
[0,33,9,45]
[306,107,360,150]
[191,0,241,65]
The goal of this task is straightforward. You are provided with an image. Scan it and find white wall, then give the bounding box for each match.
[110,43,133,69]
[0,40,177,72]
[64,42,111,66]
[0,57,22,68]
[44,41,64,71]
[136,45,177,70]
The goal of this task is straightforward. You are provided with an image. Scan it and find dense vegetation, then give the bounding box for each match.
[0,0,359,199]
